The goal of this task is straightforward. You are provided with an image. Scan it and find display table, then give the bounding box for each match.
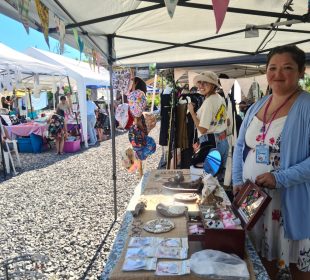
[5,122,47,138]
[101,171,269,280]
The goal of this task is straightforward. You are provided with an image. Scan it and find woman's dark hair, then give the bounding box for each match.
[56,108,65,117]
[267,45,306,71]
[134,77,147,93]
[60,96,66,101]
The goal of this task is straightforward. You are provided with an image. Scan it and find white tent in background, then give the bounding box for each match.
[25,47,110,148]
[0,43,66,77]
[0,43,66,95]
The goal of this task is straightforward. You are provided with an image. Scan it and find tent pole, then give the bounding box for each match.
[28,88,34,120]
[150,70,157,113]
[0,126,7,178]
[108,34,117,222]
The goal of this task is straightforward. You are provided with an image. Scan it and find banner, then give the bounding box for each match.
[164,0,179,18]
[35,0,50,47]
[73,28,84,60]
[18,0,30,34]
[53,13,66,54]
[212,0,230,33]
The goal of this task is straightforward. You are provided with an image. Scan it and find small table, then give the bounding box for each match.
[5,122,47,139]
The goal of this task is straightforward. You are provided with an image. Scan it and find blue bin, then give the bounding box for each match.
[30,133,43,153]
[17,137,33,153]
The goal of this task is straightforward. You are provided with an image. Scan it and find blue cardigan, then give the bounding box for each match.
[232,92,310,240]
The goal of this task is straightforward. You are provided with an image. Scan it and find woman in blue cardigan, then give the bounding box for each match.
[232,45,310,279]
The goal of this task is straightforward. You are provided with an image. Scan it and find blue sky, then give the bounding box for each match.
[0,13,81,59]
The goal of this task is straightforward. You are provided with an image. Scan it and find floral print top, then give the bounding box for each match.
[243,116,287,182]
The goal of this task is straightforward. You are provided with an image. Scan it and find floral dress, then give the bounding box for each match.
[48,114,65,140]
[128,116,156,160]
[243,116,310,273]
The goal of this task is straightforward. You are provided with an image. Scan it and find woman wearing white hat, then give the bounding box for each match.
[187,71,229,178]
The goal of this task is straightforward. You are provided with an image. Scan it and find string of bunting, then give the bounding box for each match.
[163,0,230,33]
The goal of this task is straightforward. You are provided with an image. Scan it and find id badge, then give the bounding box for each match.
[256,144,269,164]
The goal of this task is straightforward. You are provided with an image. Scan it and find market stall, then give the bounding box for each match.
[102,170,269,279]
[25,47,110,148]
[0,43,67,173]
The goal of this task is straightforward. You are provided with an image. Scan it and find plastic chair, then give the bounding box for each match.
[0,122,21,175]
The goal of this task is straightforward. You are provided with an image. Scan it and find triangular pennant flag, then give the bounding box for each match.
[73,28,84,60]
[18,0,31,34]
[212,0,230,33]
[164,0,179,18]
[236,77,253,100]
[35,0,50,47]
[188,71,200,90]
[220,78,235,96]
[53,13,66,54]
[174,69,186,82]
[254,74,269,96]
[92,49,97,71]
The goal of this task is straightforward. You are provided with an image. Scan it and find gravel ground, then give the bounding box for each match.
[0,124,163,279]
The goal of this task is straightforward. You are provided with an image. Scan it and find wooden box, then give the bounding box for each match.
[188,180,271,259]
[232,180,272,230]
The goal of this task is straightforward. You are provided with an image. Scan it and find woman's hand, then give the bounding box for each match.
[233,185,243,196]
[255,172,276,189]
[187,102,195,114]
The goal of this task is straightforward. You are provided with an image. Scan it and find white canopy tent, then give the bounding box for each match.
[0,42,66,83]
[25,47,110,148]
[0,0,309,66]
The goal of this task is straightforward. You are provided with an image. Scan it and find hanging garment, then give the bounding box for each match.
[115,103,129,129]
[159,93,171,146]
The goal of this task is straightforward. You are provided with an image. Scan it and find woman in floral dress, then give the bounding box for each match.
[232,45,310,279]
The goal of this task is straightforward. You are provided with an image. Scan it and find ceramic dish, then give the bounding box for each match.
[143,218,175,234]
[174,193,199,202]
[156,203,188,217]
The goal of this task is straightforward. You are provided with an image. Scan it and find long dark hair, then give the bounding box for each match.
[133,77,147,93]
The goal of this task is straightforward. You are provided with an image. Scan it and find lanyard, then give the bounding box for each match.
[262,92,296,143]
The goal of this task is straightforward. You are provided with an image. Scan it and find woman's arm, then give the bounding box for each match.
[273,157,310,188]
[188,103,208,135]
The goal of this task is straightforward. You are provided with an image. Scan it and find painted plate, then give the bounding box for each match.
[143,218,175,234]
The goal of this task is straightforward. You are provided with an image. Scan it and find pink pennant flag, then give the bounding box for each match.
[212,0,230,34]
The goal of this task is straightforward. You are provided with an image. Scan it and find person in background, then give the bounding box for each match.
[232,45,310,279]
[238,100,251,119]
[94,102,107,142]
[1,96,13,110]
[188,71,229,180]
[48,109,67,155]
[57,95,72,117]
[86,95,98,146]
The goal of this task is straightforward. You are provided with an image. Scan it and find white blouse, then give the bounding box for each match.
[242,116,287,182]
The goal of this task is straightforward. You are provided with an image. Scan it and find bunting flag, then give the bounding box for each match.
[35,0,50,47]
[73,28,84,60]
[18,0,31,34]
[212,0,230,33]
[220,78,235,96]
[92,49,97,71]
[164,0,179,18]
[53,13,66,54]
[84,44,93,69]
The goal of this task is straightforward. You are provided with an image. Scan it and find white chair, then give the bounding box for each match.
[0,121,21,175]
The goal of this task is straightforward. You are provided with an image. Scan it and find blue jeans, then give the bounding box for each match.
[214,137,229,169]
[87,114,97,144]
